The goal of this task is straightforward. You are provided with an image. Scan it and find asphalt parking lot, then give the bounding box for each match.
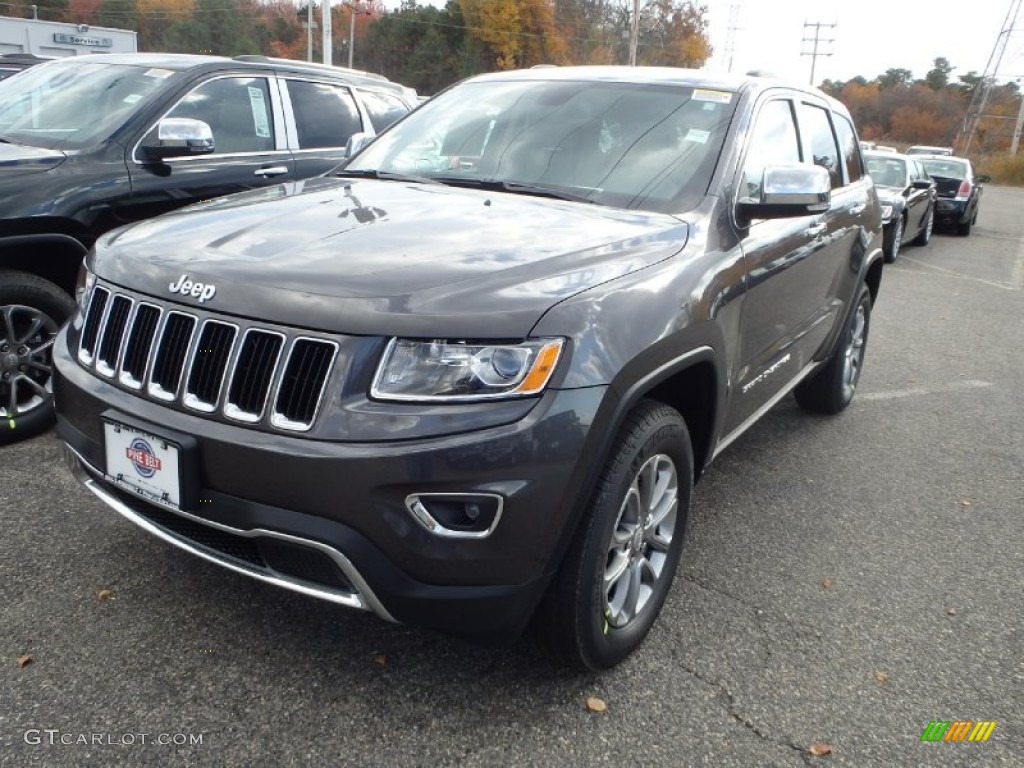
[2,188,1022,767]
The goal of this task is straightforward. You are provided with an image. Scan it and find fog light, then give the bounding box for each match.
[405,493,504,539]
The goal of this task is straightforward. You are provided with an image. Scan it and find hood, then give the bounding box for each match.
[0,142,67,178]
[94,177,689,338]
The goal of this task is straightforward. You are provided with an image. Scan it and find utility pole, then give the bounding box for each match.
[348,3,356,69]
[322,0,333,66]
[958,0,1022,154]
[307,2,314,62]
[1011,90,1024,154]
[801,21,835,86]
[723,3,742,73]
[629,0,639,66]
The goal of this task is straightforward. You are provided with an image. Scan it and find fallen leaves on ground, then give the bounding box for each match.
[873,670,889,684]
[97,589,114,601]
[371,652,387,666]
[961,499,972,507]
[16,655,33,668]
[821,577,833,590]
[585,697,607,713]
[947,607,958,616]
[807,742,832,757]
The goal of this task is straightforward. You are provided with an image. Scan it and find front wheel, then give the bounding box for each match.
[538,401,693,670]
[912,206,933,246]
[883,216,903,262]
[0,271,75,445]
[795,283,872,415]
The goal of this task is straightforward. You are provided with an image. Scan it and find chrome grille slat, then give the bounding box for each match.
[148,312,197,401]
[75,284,337,433]
[78,287,110,364]
[225,329,285,423]
[271,338,337,432]
[183,320,238,413]
[95,295,133,378]
[119,303,161,390]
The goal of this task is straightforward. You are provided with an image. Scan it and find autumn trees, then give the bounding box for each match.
[6,0,713,95]
[821,58,1021,153]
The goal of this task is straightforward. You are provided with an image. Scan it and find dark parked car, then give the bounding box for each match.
[917,155,989,235]
[864,150,936,261]
[0,53,49,81]
[55,67,884,669]
[0,53,416,443]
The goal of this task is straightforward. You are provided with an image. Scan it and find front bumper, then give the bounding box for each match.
[54,327,610,641]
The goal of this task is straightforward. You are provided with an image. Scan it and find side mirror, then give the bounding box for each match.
[737,164,831,222]
[141,118,215,162]
[976,174,991,184]
[911,178,933,190]
[345,132,374,158]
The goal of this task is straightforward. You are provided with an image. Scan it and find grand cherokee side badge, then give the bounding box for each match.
[168,274,216,303]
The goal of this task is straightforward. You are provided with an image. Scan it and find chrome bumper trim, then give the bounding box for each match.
[61,442,396,623]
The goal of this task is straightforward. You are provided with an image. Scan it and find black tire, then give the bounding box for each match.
[912,205,933,246]
[0,271,75,445]
[883,216,903,263]
[794,283,872,415]
[537,400,693,671]
[957,218,971,236]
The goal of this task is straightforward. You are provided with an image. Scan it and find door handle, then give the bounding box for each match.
[254,165,289,178]
[807,223,827,238]
[849,203,866,215]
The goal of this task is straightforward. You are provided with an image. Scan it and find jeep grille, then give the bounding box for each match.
[77,287,337,432]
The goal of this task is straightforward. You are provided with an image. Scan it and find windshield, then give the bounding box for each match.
[919,158,967,180]
[346,78,737,214]
[865,156,906,188]
[0,60,179,149]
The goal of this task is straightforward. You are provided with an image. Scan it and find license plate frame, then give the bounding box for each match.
[102,415,198,510]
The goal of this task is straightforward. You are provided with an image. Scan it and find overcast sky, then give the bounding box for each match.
[379,0,1023,85]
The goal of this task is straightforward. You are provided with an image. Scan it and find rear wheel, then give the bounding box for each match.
[883,216,903,262]
[0,271,75,444]
[795,283,872,415]
[912,206,933,246]
[957,215,972,236]
[538,401,692,670]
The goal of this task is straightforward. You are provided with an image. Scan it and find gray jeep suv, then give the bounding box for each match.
[55,67,883,669]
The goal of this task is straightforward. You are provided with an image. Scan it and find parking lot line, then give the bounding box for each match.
[859,379,993,401]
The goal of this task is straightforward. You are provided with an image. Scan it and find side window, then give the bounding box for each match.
[741,100,800,200]
[798,103,842,188]
[833,113,863,184]
[357,89,411,133]
[288,80,362,149]
[163,77,275,155]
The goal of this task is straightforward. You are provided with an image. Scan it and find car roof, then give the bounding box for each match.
[37,53,414,101]
[465,66,847,110]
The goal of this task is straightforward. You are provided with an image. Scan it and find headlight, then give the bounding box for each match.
[880,204,893,222]
[75,264,95,310]
[371,338,564,401]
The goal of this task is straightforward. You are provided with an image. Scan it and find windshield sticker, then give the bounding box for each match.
[247,86,271,139]
[684,128,710,144]
[693,89,732,104]
[247,87,272,140]
[122,94,142,105]
[143,68,174,79]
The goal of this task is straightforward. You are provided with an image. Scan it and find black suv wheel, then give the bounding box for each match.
[0,272,74,444]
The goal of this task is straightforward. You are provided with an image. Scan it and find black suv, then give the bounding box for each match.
[55,67,883,669]
[0,53,416,442]
[0,54,49,81]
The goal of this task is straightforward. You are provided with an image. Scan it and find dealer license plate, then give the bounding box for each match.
[103,421,182,509]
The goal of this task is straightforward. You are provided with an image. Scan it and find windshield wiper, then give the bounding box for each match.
[334,169,443,185]
[430,177,597,204]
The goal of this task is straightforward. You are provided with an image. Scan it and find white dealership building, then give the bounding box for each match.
[0,15,136,57]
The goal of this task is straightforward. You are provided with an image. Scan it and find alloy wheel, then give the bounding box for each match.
[0,305,59,419]
[604,453,679,628]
